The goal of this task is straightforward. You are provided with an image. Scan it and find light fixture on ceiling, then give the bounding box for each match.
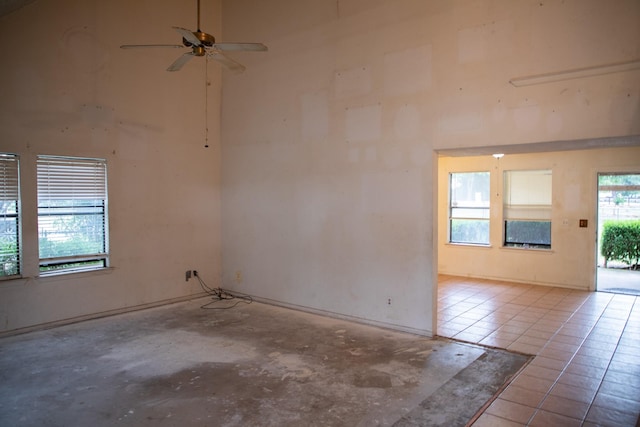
[493,153,505,159]
[509,58,640,87]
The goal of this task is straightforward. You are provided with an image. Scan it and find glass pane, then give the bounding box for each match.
[38,200,105,259]
[505,220,551,247]
[451,207,490,219]
[450,219,490,245]
[451,172,490,208]
[0,214,19,276]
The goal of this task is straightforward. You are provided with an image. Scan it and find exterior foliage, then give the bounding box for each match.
[601,220,640,269]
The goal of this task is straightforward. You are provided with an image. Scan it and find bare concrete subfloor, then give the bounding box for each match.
[0,297,529,426]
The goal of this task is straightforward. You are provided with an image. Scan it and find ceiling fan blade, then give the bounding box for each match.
[120,44,185,49]
[212,42,268,52]
[208,52,246,73]
[167,52,195,72]
[173,26,201,46]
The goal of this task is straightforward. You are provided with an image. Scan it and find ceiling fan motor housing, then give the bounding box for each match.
[182,31,215,56]
[182,31,215,46]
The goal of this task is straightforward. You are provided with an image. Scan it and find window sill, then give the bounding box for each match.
[446,242,492,248]
[0,267,115,287]
[500,246,554,253]
[36,266,115,282]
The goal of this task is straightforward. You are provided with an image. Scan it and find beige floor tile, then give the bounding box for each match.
[499,384,546,408]
[486,398,537,424]
[528,409,582,427]
[540,394,590,420]
[471,413,525,427]
[438,276,640,427]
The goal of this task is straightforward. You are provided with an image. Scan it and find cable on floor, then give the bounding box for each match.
[195,272,253,310]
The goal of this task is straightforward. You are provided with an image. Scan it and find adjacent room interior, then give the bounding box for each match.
[1,0,639,425]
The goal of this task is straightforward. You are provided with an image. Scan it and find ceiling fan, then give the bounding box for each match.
[120,0,267,73]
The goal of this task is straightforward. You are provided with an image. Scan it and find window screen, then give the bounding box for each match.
[503,169,552,248]
[449,171,490,245]
[37,156,109,273]
[0,154,20,277]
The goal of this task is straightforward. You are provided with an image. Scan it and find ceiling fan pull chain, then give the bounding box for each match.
[204,59,209,148]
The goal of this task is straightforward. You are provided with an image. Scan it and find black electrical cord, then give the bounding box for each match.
[195,272,253,310]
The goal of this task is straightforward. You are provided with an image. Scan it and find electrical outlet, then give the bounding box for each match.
[388,298,392,305]
[235,271,242,283]
[185,270,192,281]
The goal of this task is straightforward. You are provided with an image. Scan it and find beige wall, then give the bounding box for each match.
[221,0,639,336]
[438,147,640,290]
[0,0,223,332]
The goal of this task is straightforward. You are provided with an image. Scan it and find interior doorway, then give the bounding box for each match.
[596,173,640,295]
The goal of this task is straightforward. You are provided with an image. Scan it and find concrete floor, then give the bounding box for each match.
[0,297,528,427]
[597,267,640,295]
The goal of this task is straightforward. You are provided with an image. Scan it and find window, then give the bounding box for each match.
[37,156,109,273]
[449,171,490,245]
[0,154,20,278]
[503,169,552,248]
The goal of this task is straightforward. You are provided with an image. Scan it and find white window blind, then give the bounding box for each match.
[0,153,20,277]
[504,170,552,220]
[37,156,108,272]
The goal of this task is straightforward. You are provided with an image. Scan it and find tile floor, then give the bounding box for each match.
[437,275,640,427]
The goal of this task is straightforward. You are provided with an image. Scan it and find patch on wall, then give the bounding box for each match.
[346,104,382,142]
[301,90,329,140]
[362,170,421,214]
[62,26,109,73]
[384,45,432,95]
[335,66,372,99]
[457,20,514,63]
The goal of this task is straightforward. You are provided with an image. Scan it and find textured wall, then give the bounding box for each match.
[0,0,223,332]
[220,0,640,335]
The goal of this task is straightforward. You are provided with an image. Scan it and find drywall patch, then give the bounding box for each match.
[383,147,403,169]
[409,144,430,166]
[301,90,329,141]
[365,146,377,162]
[361,170,420,215]
[458,20,514,63]
[394,105,421,139]
[348,147,360,163]
[384,45,432,96]
[62,26,109,73]
[335,66,372,99]
[513,104,541,131]
[491,100,507,123]
[546,110,563,134]
[346,104,382,142]
[438,112,483,133]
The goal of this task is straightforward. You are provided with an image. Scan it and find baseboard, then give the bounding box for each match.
[0,291,209,338]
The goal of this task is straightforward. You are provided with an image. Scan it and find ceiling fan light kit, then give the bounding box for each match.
[120,0,267,73]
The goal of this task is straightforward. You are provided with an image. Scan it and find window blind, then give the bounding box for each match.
[37,157,106,201]
[504,170,552,220]
[37,156,108,271]
[0,153,20,277]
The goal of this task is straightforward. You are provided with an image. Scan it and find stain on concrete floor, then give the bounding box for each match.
[0,299,529,426]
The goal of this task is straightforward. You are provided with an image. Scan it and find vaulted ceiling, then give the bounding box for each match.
[0,0,35,17]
